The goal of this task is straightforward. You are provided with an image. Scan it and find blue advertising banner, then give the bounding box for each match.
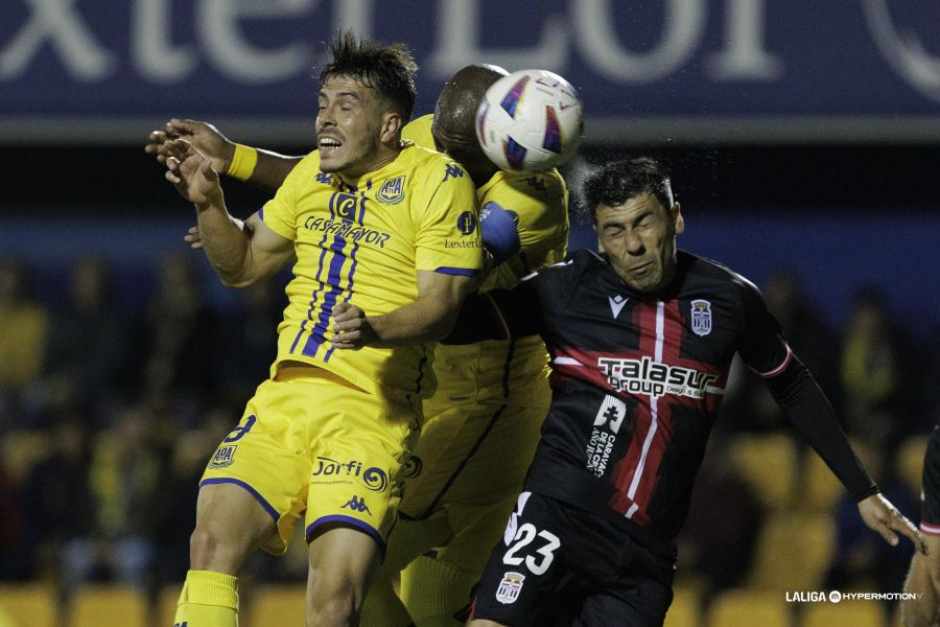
[2,0,940,143]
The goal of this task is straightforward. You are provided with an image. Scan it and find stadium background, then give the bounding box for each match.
[1,2,939,626]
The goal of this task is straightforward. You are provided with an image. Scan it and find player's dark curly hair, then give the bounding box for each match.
[319,31,418,120]
[582,157,675,219]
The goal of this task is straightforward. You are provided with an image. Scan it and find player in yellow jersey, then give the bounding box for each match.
[155,33,481,627]
[367,67,568,627]
[147,65,568,627]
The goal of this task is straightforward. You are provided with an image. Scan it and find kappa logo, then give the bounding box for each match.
[690,299,712,336]
[174,623,188,627]
[443,163,465,181]
[495,571,526,605]
[609,294,628,319]
[377,176,405,204]
[342,495,371,515]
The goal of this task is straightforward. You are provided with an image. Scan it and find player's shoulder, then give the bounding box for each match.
[401,114,436,151]
[400,144,468,181]
[293,149,323,173]
[279,149,325,187]
[491,168,567,202]
[522,248,598,286]
[680,250,761,302]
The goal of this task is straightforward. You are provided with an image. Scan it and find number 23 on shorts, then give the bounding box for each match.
[502,492,562,576]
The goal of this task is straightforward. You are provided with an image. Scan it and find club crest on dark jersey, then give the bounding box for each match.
[377,176,405,204]
[690,299,712,336]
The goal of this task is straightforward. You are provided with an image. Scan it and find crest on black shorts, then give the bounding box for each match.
[496,571,526,605]
[691,299,712,336]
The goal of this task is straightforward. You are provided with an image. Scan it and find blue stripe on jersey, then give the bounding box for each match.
[289,196,337,353]
[434,266,478,277]
[302,233,348,358]
[303,195,359,358]
[324,198,368,363]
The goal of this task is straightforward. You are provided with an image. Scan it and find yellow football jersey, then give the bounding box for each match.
[476,168,568,387]
[403,114,568,292]
[261,143,481,397]
[401,113,435,150]
[403,114,569,388]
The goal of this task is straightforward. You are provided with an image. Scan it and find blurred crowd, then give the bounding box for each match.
[1,253,938,609]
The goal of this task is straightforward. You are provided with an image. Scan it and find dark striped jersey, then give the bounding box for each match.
[488,249,819,545]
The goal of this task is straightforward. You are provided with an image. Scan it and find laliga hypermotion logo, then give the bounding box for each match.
[864,2,940,103]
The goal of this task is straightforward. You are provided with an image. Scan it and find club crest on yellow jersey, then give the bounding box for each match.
[377,175,406,204]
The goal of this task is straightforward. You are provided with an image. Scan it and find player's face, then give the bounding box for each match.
[316,75,386,177]
[595,192,684,293]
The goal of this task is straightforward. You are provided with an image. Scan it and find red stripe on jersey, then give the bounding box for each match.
[628,300,683,517]
[610,301,658,513]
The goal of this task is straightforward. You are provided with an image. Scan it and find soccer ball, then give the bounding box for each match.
[475,69,583,172]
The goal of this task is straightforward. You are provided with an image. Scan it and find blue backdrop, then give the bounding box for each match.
[3,1,940,142]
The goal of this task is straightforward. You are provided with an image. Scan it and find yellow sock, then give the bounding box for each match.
[173,569,239,627]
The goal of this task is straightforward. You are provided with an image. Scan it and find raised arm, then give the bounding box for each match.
[165,146,293,288]
[146,118,301,191]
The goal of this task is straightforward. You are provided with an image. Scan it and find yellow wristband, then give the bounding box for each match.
[227,143,258,181]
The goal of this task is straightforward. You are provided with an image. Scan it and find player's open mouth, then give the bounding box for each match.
[319,136,343,154]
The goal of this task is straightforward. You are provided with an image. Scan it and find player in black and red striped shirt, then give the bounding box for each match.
[464,158,924,627]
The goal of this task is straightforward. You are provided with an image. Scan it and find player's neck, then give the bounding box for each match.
[338,142,403,186]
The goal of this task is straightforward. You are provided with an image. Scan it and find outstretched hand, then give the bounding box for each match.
[858,493,927,555]
[165,143,223,207]
[145,118,235,174]
[331,302,378,350]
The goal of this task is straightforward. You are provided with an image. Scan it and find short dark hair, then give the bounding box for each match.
[319,31,418,120]
[582,157,675,219]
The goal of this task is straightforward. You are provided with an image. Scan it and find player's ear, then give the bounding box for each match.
[379,111,403,144]
[673,202,685,235]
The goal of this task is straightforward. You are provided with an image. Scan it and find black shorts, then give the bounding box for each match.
[471,491,675,627]
[921,426,940,535]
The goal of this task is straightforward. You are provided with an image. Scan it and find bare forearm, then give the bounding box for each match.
[367,297,458,347]
[195,198,251,287]
[249,150,302,190]
[903,555,940,627]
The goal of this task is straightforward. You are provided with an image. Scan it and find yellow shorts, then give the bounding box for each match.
[391,341,551,572]
[201,366,419,555]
